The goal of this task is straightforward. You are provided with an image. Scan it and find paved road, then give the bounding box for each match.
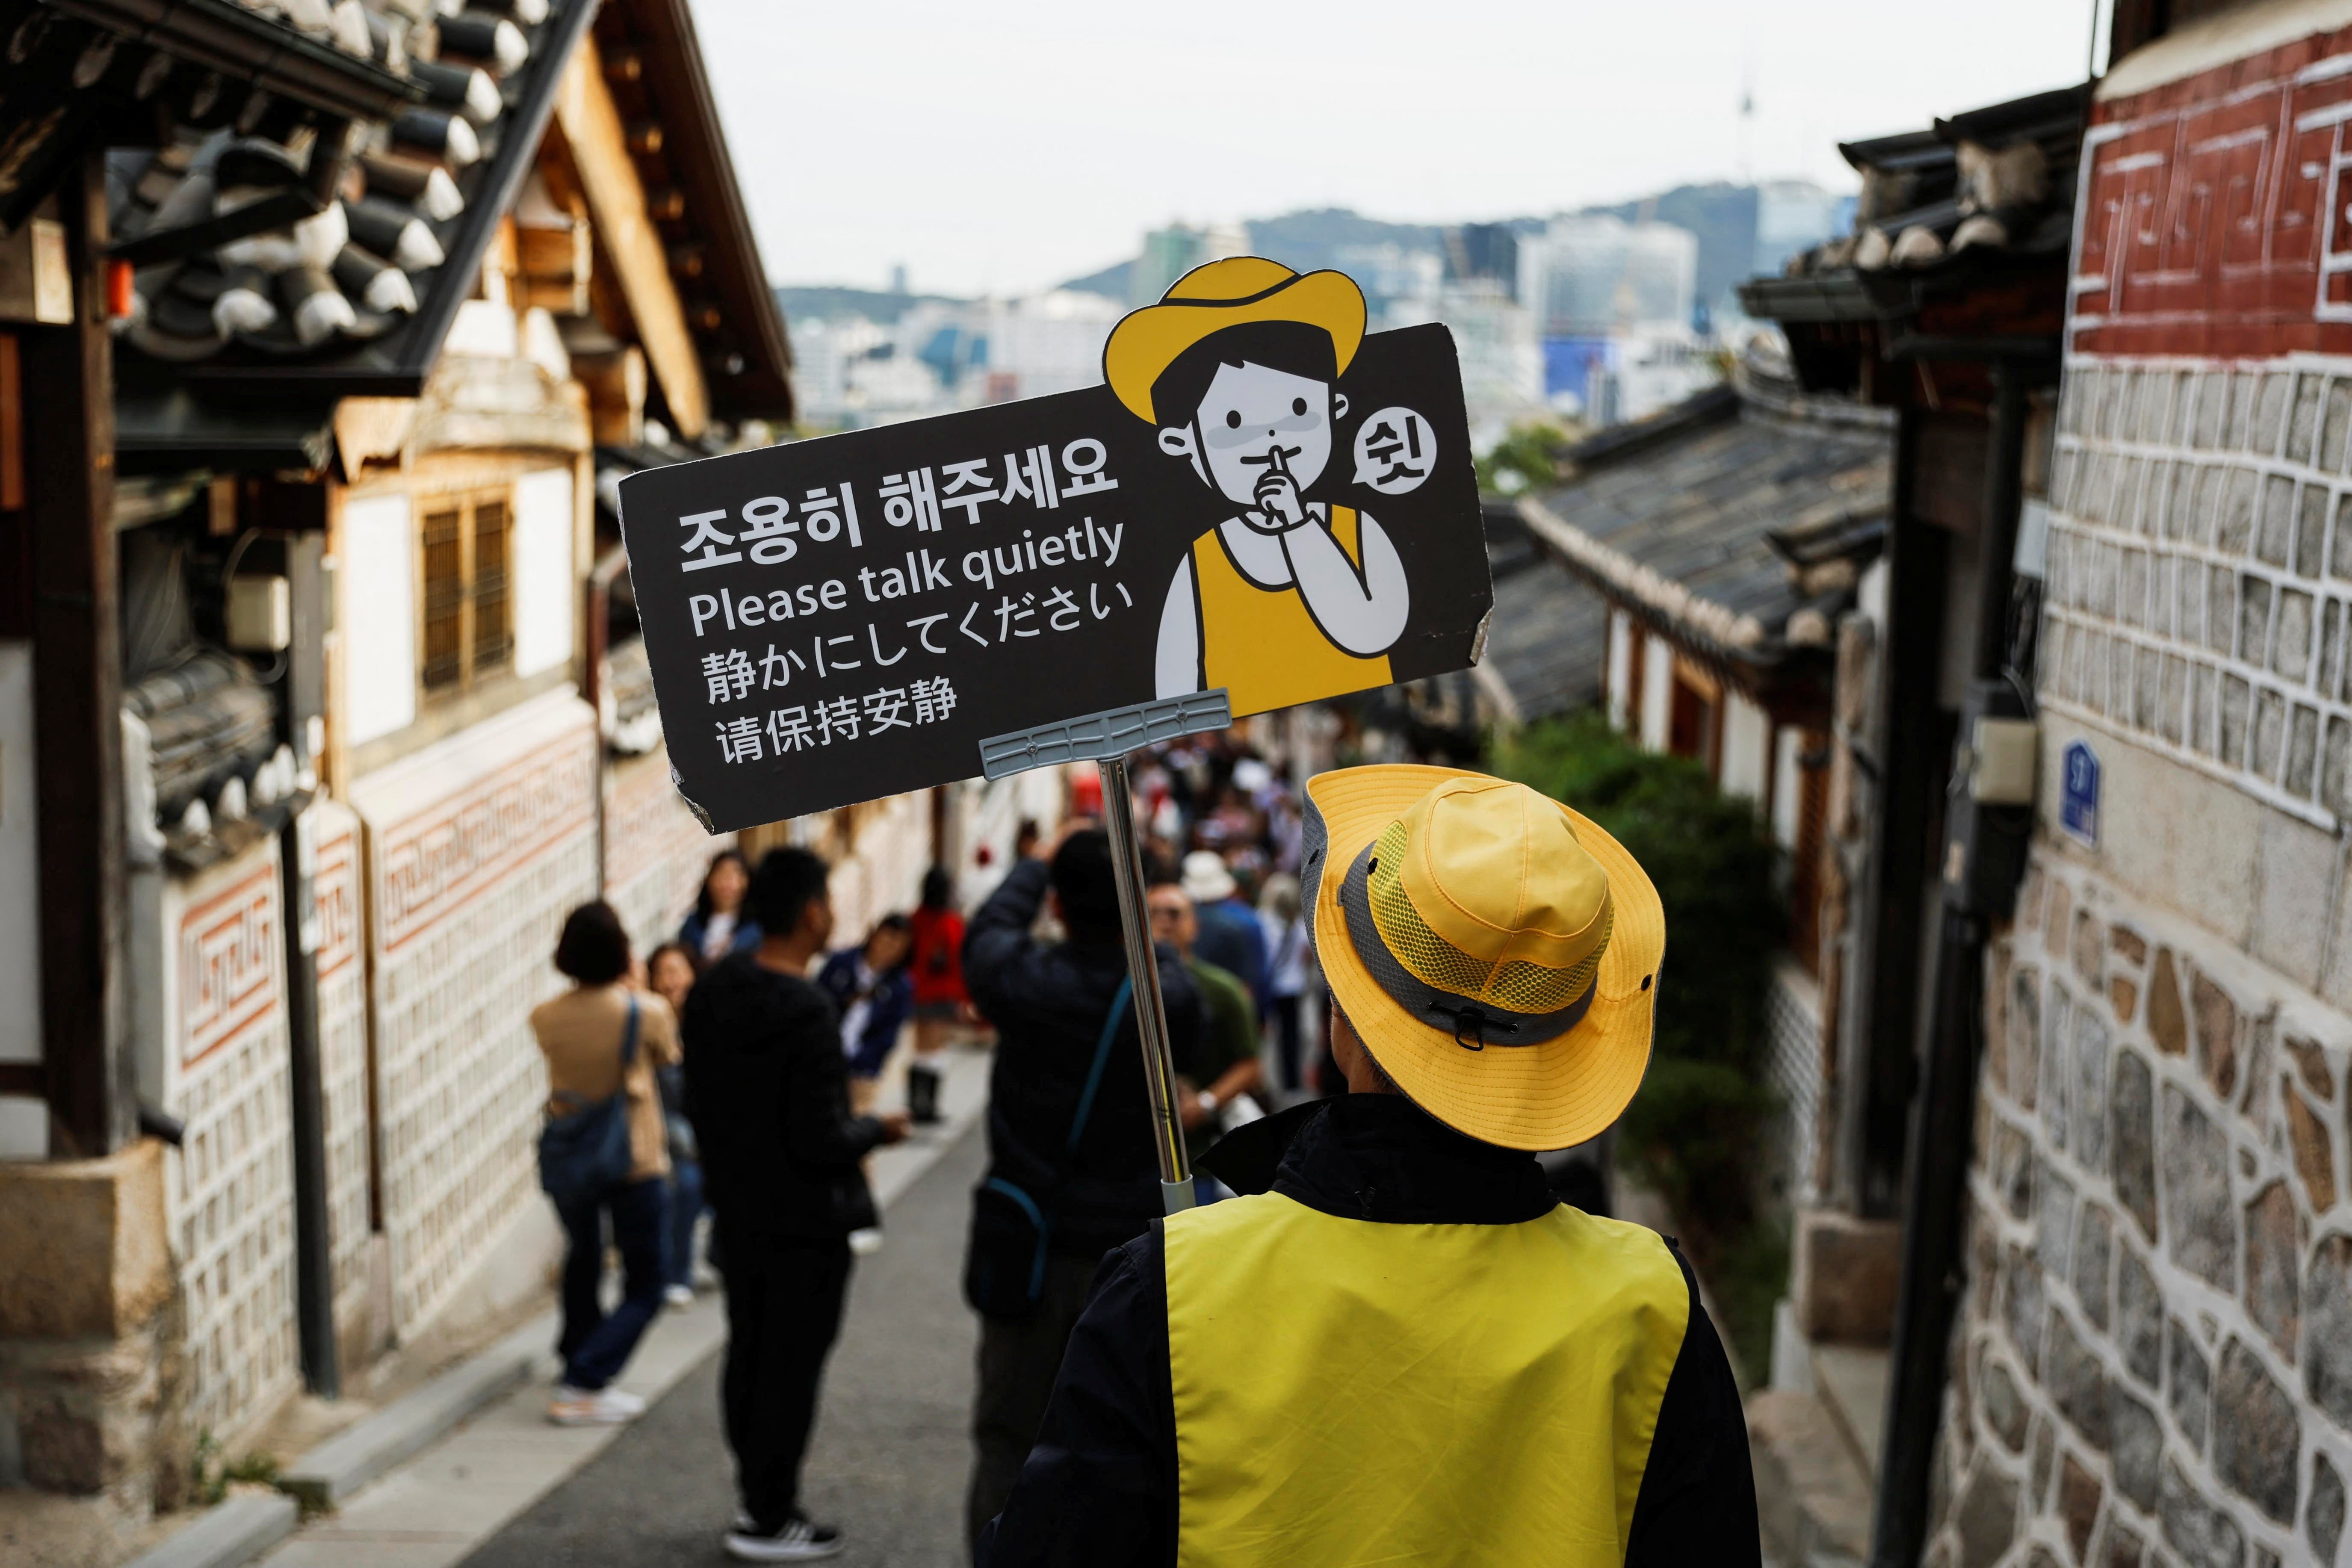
[458,1125,987,1568]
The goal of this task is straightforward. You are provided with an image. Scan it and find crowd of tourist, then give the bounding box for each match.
[520,732,1327,1559]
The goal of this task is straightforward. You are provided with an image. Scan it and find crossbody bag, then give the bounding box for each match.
[962,977,1133,1320]
[537,994,641,1208]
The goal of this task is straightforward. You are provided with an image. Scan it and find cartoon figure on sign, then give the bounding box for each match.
[1105,258,1418,716]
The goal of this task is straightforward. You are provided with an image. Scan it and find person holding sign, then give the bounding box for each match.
[957,819,1205,1554]
[975,768,1758,1567]
[1104,259,1412,717]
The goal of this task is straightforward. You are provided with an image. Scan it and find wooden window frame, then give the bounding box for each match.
[415,487,516,702]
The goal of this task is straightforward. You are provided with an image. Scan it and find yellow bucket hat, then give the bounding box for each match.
[1102,257,1367,424]
[1303,765,1666,1150]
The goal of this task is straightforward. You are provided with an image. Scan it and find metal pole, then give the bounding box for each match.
[1097,752,1195,1214]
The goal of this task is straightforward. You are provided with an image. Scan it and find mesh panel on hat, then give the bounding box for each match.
[1364,822,1609,1014]
[1300,792,1332,966]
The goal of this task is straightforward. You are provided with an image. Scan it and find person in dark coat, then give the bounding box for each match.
[959,820,1204,1556]
[815,913,914,1116]
[976,767,1758,1568]
[683,848,910,1562]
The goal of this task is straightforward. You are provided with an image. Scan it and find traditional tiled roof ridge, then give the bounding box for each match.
[1522,370,1893,669]
[1518,490,1775,658]
[111,0,588,390]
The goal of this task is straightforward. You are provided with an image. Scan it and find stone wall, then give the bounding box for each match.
[1929,841,2352,1568]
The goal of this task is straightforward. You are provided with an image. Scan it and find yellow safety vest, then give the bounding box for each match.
[1193,507,1394,718]
[1162,1191,1690,1568]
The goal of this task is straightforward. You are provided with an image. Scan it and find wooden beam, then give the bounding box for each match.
[24,151,128,1159]
[550,50,709,439]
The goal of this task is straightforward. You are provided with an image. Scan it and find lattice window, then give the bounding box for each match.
[417,490,514,697]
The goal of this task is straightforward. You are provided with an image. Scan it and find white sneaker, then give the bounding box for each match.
[547,1385,646,1426]
[724,1514,842,1560]
[664,1284,695,1308]
[848,1227,884,1256]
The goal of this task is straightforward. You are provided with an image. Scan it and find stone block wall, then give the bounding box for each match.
[2039,357,2352,834]
[1927,847,2352,1568]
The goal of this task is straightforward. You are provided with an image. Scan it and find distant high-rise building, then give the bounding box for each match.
[1129,222,1248,306]
[1521,215,1698,340]
[1446,223,1520,293]
[889,262,910,296]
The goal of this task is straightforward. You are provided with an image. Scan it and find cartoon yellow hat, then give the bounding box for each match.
[1102,257,1367,424]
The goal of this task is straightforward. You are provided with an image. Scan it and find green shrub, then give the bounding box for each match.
[1495,710,1784,1239]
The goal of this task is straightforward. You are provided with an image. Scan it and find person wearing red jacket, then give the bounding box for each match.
[904,865,968,1124]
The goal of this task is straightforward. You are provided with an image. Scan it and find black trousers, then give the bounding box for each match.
[720,1229,855,1530]
[966,1248,1105,1557]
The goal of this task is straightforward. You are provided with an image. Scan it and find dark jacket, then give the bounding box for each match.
[1189,896,1268,1012]
[976,1095,1761,1568]
[814,948,915,1078]
[680,951,889,1243]
[963,858,1205,1261]
[679,910,762,964]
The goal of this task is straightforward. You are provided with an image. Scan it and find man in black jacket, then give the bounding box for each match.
[960,821,1203,1556]
[683,847,909,1563]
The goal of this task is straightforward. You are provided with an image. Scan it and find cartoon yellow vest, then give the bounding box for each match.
[1161,1191,1690,1568]
[1192,506,1393,717]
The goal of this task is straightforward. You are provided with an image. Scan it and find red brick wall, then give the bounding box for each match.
[2078,24,2352,357]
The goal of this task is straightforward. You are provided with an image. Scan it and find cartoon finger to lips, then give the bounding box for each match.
[1104,259,1412,715]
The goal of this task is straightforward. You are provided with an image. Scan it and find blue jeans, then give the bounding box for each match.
[555,1175,668,1391]
[665,1159,705,1290]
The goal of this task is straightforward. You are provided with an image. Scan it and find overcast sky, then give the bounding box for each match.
[691,0,2100,299]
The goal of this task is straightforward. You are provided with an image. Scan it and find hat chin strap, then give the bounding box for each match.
[1337,843,1594,1051]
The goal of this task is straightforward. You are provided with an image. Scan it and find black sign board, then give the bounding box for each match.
[621,297,1492,834]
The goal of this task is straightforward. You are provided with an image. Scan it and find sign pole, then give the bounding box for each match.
[1098,751,1196,1214]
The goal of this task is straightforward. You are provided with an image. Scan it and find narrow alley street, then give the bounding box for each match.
[457,1125,985,1568]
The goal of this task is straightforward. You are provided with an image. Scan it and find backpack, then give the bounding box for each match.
[537,995,641,1208]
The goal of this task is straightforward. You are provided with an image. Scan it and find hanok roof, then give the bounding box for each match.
[107,0,791,461]
[112,0,595,391]
[0,0,429,230]
[1478,500,1606,723]
[1740,85,2084,325]
[1519,372,1892,672]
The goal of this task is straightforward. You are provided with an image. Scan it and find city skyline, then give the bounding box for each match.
[691,0,2099,296]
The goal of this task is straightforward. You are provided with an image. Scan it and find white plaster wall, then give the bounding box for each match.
[1721,689,1771,804]
[343,493,416,745]
[1772,725,1805,851]
[1606,609,1634,732]
[511,467,574,679]
[1638,631,1674,752]
[0,641,40,1075]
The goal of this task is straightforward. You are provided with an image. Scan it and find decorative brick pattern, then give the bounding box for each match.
[1929,857,2352,1568]
[162,843,298,1445]
[310,802,373,1345]
[603,745,731,954]
[355,701,599,1336]
[2039,357,2352,829]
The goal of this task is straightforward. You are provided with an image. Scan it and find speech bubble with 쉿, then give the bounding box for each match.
[1353,407,1436,496]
